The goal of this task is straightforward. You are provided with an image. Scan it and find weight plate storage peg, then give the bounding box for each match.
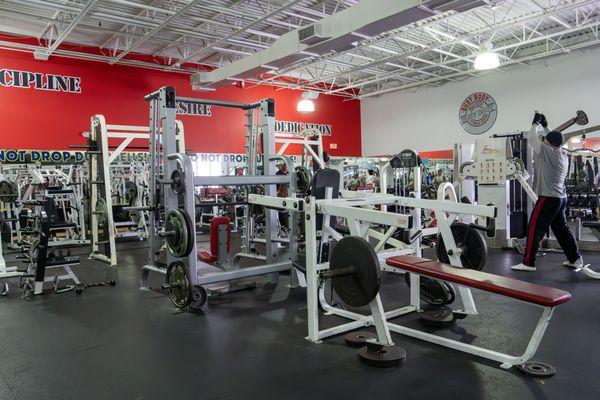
[164,209,194,258]
[436,222,488,270]
[327,236,381,308]
[164,261,192,309]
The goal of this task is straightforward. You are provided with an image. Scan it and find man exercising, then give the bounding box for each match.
[511,112,584,272]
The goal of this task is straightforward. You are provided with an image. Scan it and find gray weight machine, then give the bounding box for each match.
[138,87,299,309]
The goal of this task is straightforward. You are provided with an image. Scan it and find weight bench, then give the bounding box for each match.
[385,255,571,369]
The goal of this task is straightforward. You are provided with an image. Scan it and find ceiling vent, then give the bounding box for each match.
[298,24,331,45]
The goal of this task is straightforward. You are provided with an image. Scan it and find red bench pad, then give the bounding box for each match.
[198,251,218,263]
[386,255,571,307]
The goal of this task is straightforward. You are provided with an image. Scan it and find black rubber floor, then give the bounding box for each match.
[1,242,599,400]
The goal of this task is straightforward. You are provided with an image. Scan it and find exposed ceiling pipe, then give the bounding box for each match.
[190,0,486,90]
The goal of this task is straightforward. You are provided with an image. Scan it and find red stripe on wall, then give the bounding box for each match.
[0,49,361,156]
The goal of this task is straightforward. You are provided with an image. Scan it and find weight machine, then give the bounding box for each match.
[249,160,497,365]
[139,87,299,309]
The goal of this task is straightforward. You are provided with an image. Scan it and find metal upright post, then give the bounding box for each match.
[260,99,278,265]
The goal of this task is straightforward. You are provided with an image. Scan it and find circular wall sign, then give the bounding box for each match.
[458,92,498,135]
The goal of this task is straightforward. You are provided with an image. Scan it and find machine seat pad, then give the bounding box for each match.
[386,255,571,307]
[198,251,218,263]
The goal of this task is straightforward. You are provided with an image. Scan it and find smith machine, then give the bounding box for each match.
[136,87,299,309]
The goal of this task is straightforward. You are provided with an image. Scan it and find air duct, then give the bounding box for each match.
[191,0,486,90]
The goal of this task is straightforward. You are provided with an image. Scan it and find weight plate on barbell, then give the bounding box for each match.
[436,222,488,270]
[329,236,381,308]
[164,208,193,258]
[295,166,312,194]
[165,261,192,309]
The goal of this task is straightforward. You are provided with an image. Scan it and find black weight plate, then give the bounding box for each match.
[404,273,452,306]
[437,222,488,270]
[443,282,456,305]
[330,236,380,307]
[170,169,185,194]
[189,286,207,311]
[517,362,557,378]
[419,306,455,328]
[358,343,407,368]
[344,331,377,347]
[166,261,192,309]
[181,209,194,258]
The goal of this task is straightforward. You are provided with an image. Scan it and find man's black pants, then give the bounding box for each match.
[523,195,580,267]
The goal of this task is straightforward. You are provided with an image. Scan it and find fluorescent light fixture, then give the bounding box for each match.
[297,91,319,112]
[474,42,500,70]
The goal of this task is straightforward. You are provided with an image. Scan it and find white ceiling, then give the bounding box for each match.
[0,0,599,98]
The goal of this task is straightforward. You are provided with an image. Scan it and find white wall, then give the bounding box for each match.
[361,49,600,156]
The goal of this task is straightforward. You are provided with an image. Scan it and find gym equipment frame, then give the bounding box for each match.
[82,115,185,266]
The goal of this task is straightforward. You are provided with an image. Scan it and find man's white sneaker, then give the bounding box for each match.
[510,263,536,272]
[563,257,584,269]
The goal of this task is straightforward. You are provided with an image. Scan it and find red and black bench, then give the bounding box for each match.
[384,255,571,370]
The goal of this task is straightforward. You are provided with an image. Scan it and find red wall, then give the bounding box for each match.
[0,49,361,156]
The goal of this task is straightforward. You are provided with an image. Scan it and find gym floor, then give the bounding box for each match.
[1,241,599,400]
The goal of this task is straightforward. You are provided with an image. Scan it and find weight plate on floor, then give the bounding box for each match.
[517,362,557,378]
[437,222,488,270]
[344,331,377,347]
[189,286,207,310]
[404,273,454,306]
[164,209,193,258]
[329,236,381,307]
[358,342,407,368]
[165,261,192,309]
[419,305,455,328]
